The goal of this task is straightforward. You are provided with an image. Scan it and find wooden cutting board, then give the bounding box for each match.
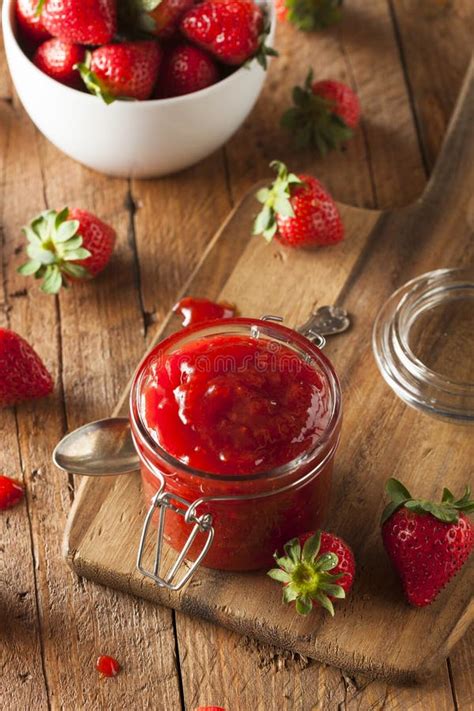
[63,60,474,684]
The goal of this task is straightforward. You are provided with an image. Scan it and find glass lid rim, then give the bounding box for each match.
[372,266,474,422]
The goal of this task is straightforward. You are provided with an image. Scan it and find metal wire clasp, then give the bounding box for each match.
[137,483,214,591]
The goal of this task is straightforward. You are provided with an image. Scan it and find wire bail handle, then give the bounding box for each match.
[136,306,350,591]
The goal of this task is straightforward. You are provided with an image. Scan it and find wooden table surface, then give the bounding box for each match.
[1,2,473,710]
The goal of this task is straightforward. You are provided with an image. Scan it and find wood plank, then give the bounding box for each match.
[225,0,426,208]
[175,4,428,704]
[0,98,182,706]
[64,56,474,685]
[131,153,233,341]
[391,0,474,170]
[0,99,53,711]
[448,628,474,710]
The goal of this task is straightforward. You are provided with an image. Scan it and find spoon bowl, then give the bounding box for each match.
[53,417,139,476]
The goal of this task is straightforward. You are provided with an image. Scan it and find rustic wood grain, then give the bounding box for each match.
[2,0,473,707]
[0,101,181,711]
[64,57,474,685]
[391,0,474,170]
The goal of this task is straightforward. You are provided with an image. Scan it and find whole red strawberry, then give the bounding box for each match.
[268,530,355,616]
[96,655,121,677]
[275,0,343,30]
[136,0,195,38]
[40,0,117,45]
[33,39,85,88]
[0,329,53,407]
[381,479,474,607]
[15,0,51,43]
[155,43,219,98]
[77,41,162,103]
[18,207,116,293]
[0,475,25,510]
[281,69,360,154]
[254,161,344,247]
[181,0,276,68]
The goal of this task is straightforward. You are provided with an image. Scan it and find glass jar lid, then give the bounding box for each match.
[372,267,474,423]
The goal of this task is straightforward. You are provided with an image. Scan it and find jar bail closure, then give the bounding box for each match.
[135,307,349,591]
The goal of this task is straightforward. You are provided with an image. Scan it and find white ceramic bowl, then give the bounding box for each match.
[2,0,275,177]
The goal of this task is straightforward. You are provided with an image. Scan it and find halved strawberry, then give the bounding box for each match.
[268,530,355,616]
[0,329,53,407]
[0,475,25,509]
[18,207,116,293]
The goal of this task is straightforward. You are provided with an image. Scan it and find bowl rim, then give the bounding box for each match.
[3,0,277,110]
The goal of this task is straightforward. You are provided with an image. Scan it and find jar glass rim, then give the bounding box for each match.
[372,267,474,422]
[130,317,342,482]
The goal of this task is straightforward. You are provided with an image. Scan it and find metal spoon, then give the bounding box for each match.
[53,417,138,477]
[53,306,350,477]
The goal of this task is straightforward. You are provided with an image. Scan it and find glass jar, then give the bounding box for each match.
[130,318,342,588]
[373,267,474,422]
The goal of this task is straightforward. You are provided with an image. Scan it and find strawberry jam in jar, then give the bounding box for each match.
[130,318,341,582]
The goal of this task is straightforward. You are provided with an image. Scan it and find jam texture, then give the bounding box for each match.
[141,335,330,475]
[132,322,341,571]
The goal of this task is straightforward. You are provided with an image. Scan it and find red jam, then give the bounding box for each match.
[131,319,341,571]
[141,336,330,475]
[96,655,121,678]
[0,475,24,510]
[173,297,236,327]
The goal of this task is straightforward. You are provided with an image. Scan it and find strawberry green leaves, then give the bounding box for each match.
[281,68,353,154]
[267,531,346,617]
[254,19,279,70]
[381,478,474,525]
[282,0,343,31]
[18,208,91,294]
[253,161,302,241]
[76,54,115,105]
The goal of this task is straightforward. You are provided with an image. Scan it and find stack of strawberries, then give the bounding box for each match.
[16,0,275,101]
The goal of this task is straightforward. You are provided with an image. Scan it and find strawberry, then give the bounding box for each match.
[155,43,219,98]
[275,0,343,31]
[77,41,162,103]
[281,69,360,154]
[15,0,51,43]
[0,475,25,510]
[33,39,85,89]
[40,0,117,45]
[253,161,344,247]
[0,329,53,407]
[180,0,277,68]
[381,479,474,607]
[96,655,121,677]
[268,530,355,616]
[195,707,227,711]
[135,0,196,39]
[18,207,116,294]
